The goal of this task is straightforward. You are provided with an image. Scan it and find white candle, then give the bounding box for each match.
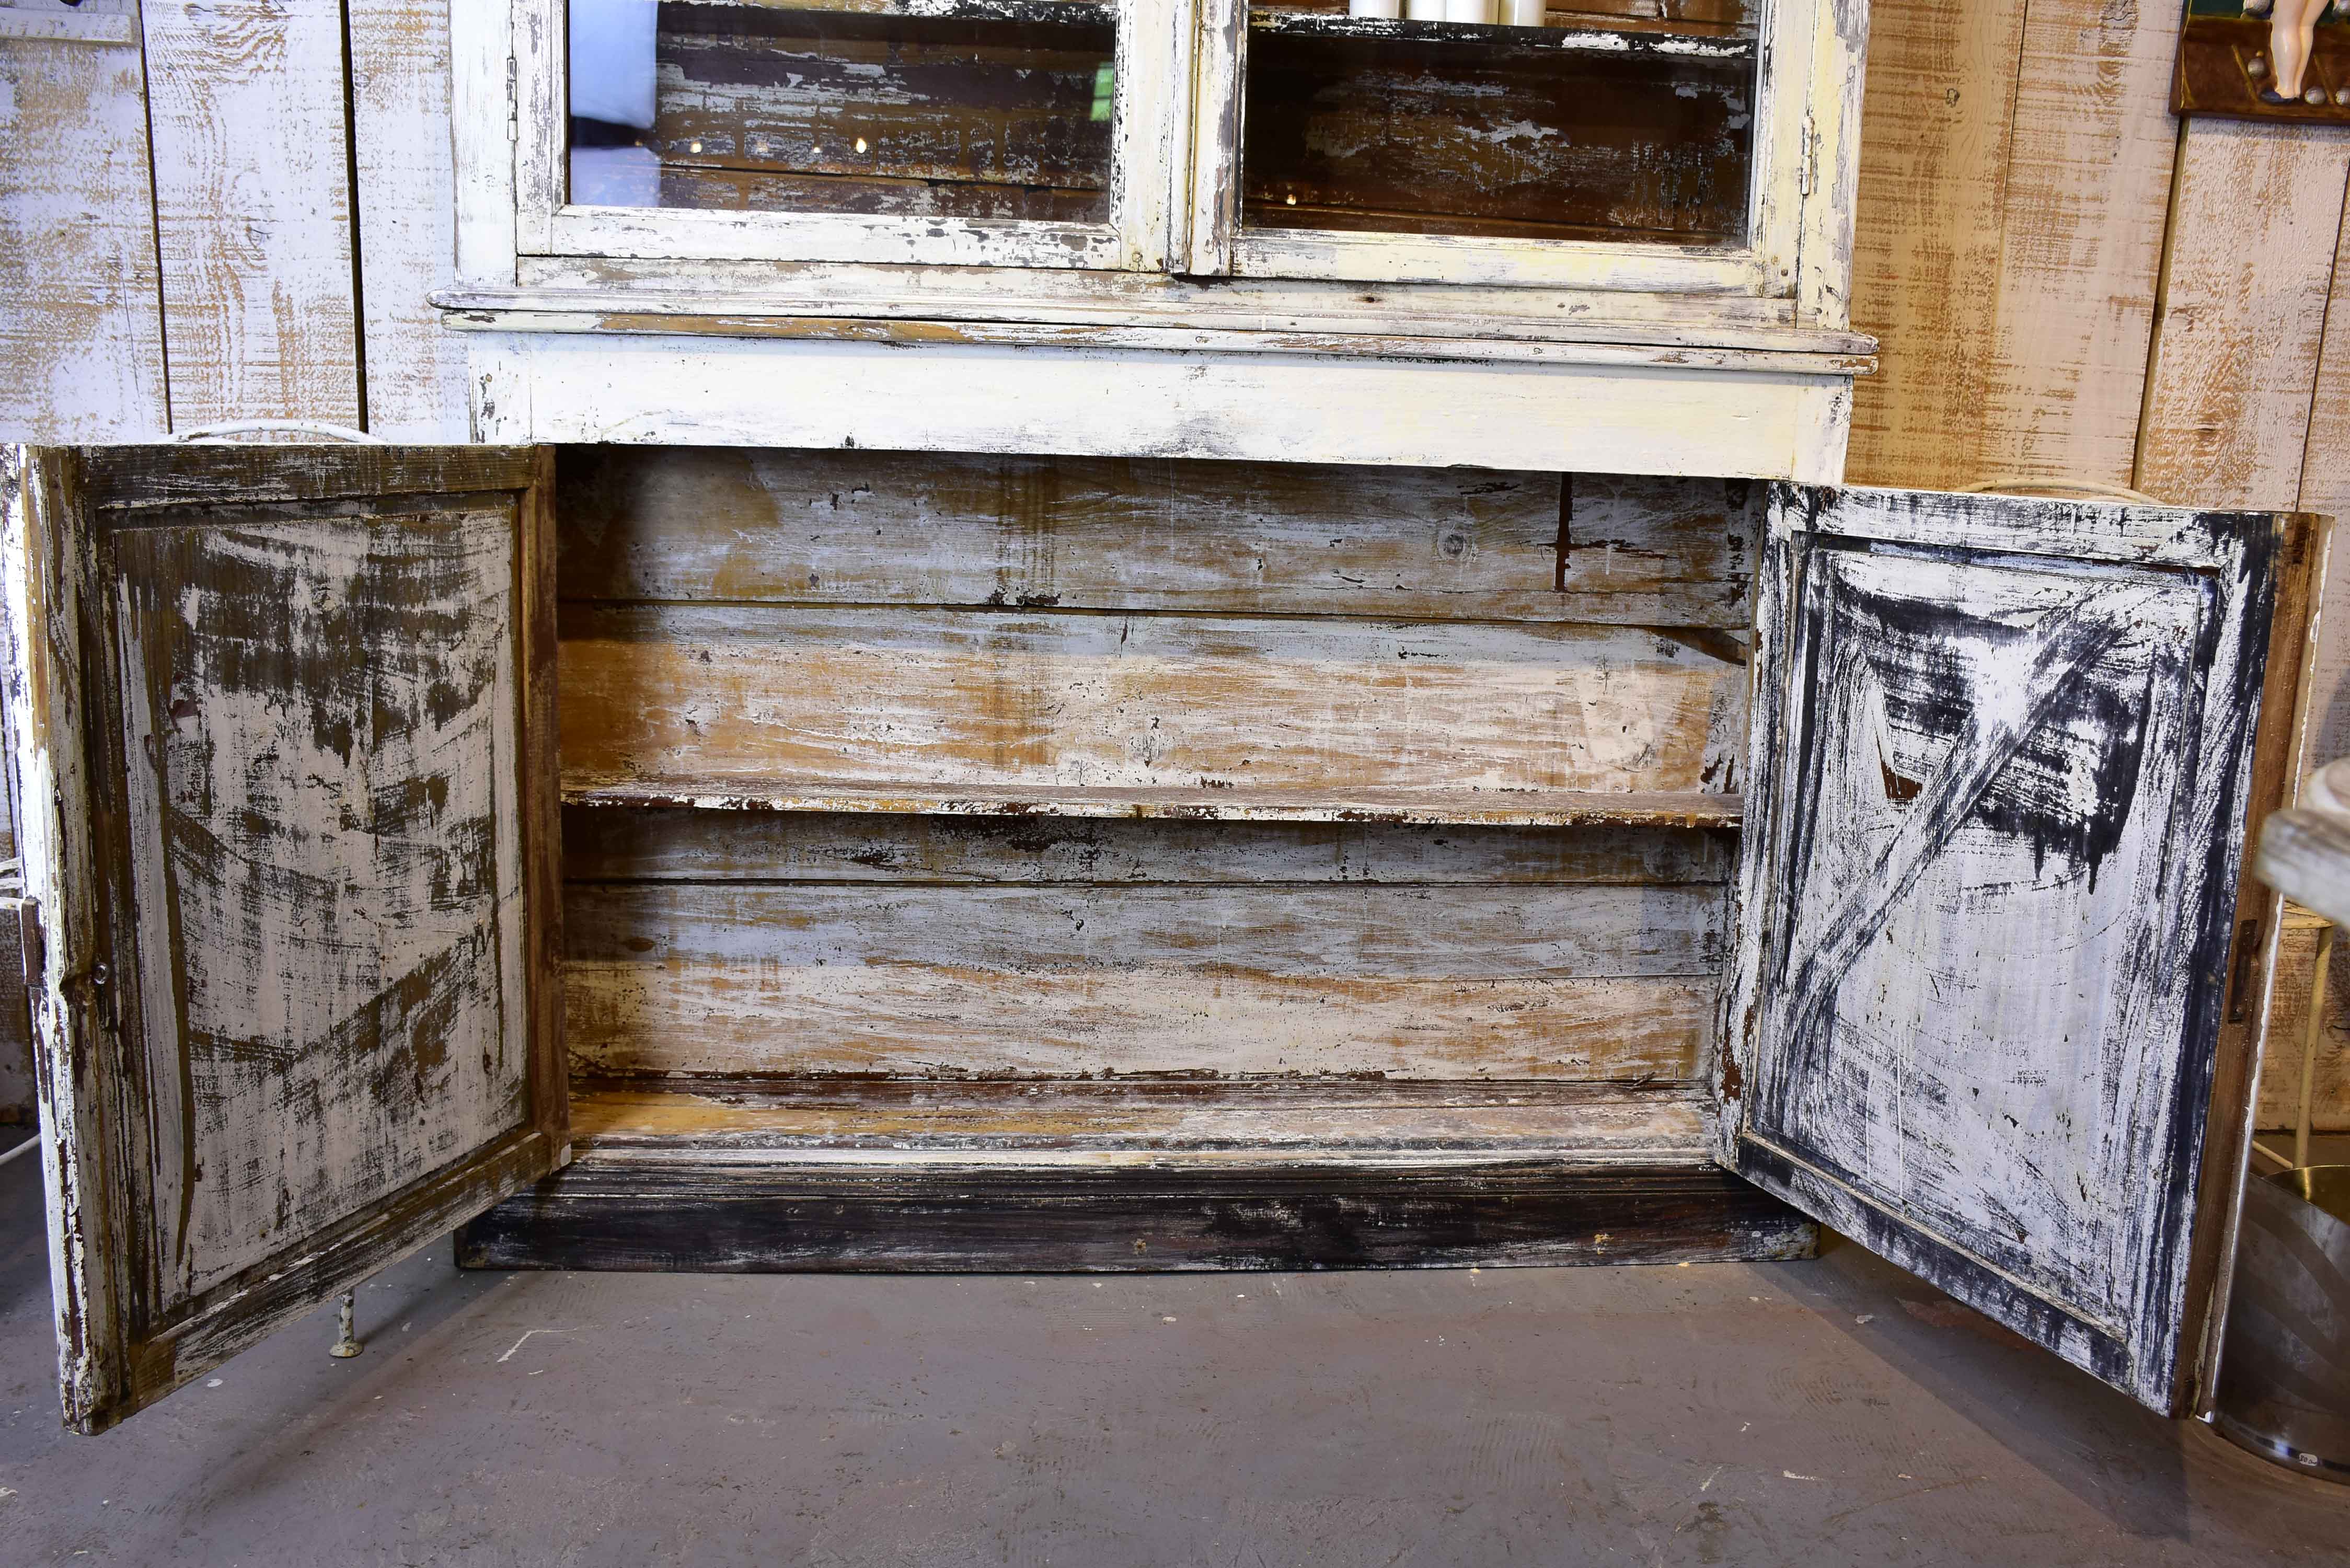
[1442,0,1497,18]
[1349,0,1403,14]
[1403,0,1447,17]
[1502,0,1545,22]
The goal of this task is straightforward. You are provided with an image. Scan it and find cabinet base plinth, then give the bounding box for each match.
[455,1154,1816,1273]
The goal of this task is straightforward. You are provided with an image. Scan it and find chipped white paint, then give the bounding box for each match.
[4,444,568,1434]
[466,329,1856,479]
[0,9,167,440]
[140,0,363,426]
[448,0,1871,464]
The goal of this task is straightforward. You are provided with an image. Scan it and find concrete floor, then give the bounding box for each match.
[0,1131,2343,1565]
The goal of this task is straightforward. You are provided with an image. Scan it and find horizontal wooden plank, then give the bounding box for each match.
[555,447,1755,626]
[565,880,1722,1079]
[456,1154,1814,1271]
[571,879,1723,975]
[561,805,1735,884]
[561,781,1744,827]
[559,605,1748,795]
[78,445,539,510]
[563,1078,1714,1152]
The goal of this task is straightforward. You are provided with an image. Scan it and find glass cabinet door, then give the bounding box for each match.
[1189,0,1811,292]
[525,0,1188,270]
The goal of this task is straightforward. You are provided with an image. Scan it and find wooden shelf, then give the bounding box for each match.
[562,779,1745,829]
[566,1077,1714,1159]
[1246,13,1756,61]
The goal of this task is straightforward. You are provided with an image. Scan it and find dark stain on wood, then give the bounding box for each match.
[645,2,1114,218]
[1241,22,1753,241]
[457,1155,1814,1274]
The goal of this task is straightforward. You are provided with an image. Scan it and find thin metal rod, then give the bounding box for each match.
[0,1134,38,1170]
[330,1289,362,1359]
[2297,923,2334,1170]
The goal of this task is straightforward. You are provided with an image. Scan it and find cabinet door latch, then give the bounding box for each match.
[1798,116,1818,197]
[505,55,520,143]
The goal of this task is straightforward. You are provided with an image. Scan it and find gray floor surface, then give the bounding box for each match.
[0,1128,2343,1566]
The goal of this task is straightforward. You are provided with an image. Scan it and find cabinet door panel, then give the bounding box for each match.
[1,444,563,1434]
[1722,485,2300,1415]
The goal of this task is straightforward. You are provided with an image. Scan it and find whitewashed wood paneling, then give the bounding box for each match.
[0,3,168,440]
[141,0,361,426]
[350,0,468,439]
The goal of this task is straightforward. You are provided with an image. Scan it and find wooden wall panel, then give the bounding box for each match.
[1846,0,2180,492]
[2135,123,2350,508]
[557,448,1755,627]
[2256,917,2350,1135]
[0,4,169,440]
[1843,0,2031,489]
[562,806,1735,886]
[1978,0,2182,489]
[566,835,1726,1080]
[141,0,362,427]
[560,604,1747,798]
[349,0,469,439]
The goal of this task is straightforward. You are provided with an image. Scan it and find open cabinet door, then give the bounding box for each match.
[1720,484,2314,1416]
[0,443,563,1434]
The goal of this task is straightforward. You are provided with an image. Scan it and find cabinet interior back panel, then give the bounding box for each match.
[556,447,1749,1081]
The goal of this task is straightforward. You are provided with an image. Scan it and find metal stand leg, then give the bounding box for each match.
[330,1289,362,1359]
[2297,923,2335,1171]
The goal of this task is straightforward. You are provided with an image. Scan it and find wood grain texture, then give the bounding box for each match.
[2257,912,2350,1133]
[466,330,1860,482]
[458,1152,1814,1272]
[561,805,1735,885]
[140,0,362,426]
[1728,485,2284,1417]
[1239,25,1753,242]
[457,1081,1814,1273]
[565,877,1725,1080]
[562,781,1744,828]
[647,5,1115,203]
[1844,0,2027,489]
[0,11,169,440]
[559,604,1747,797]
[1984,0,2183,490]
[1846,0,2182,490]
[2135,122,2350,508]
[5,444,566,1434]
[348,0,471,439]
[559,1077,1719,1152]
[109,510,530,1306]
[555,447,1757,627]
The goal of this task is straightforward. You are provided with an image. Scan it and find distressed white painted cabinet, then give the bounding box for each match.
[436,0,1872,477]
[2,442,2315,1433]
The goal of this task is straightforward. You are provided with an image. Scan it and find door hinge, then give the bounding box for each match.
[505,55,519,143]
[1798,116,1817,197]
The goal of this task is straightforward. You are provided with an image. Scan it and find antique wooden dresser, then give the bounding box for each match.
[0,0,2324,1440]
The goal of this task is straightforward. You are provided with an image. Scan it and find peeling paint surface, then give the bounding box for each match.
[109,512,530,1308]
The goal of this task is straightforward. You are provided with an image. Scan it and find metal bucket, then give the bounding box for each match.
[2213,1166,2350,1479]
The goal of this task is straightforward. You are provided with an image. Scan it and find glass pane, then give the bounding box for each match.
[1241,1,1757,246]
[567,0,1118,224]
